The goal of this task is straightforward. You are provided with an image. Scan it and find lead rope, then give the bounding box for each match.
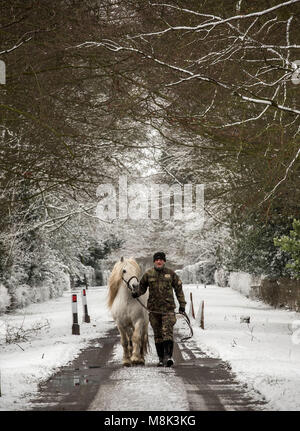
[122,276,193,342]
[136,298,193,342]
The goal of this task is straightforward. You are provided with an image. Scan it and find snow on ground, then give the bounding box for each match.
[88,342,189,411]
[184,285,300,411]
[0,286,111,411]
[0,284,299,411]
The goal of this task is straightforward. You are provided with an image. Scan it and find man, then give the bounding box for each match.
[132,251,186,367]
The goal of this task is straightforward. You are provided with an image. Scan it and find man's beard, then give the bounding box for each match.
[154,264,165,271]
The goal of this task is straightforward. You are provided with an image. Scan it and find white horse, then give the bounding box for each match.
[107,257,149,366]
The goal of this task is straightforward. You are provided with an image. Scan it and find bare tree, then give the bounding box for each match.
[73,0,300,217]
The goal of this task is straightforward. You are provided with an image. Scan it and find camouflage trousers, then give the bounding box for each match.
[149,311,177,343]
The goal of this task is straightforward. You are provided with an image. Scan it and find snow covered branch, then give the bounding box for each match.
[76,39,300,117]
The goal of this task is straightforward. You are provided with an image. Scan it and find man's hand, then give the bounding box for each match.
[179,306,185,314]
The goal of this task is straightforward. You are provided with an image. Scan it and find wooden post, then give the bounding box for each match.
[200,300,204,330]
[72,294,80,335]
[190,292,195,319]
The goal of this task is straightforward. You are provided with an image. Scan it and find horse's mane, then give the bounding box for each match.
[107,257,141,309]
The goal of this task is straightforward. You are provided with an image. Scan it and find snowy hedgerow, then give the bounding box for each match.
[0,283,10,314]
[176,261,216,284]
[214,268,229,287]
[274,219,300,279]
[223,215,293,278]
[29,285,51,303]
[8,284,32,309]
[229,272,263,297]
[102,269,111,286]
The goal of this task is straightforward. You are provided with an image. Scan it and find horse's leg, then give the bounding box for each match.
[140,323,149,362]
[118,325,131,367]
[131,320,145,365]
[127,328,133,358]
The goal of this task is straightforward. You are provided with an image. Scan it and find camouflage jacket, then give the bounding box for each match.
[138,266,186,312]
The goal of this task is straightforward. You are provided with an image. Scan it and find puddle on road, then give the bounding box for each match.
[42,358,119,394]
[48,372,102,391]
[31,329,121,410]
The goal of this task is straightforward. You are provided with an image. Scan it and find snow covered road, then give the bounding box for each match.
[30,326,265,412]
[0,284,299,411]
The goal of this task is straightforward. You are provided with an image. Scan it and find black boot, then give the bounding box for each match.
[155,342,164,367]
[163,340,174,367]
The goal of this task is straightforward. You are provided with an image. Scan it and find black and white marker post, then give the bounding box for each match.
[82,288,90,323]
[72,294,80,335]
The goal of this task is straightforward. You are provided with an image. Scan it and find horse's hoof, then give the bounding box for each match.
[123,361,131,367]
[131,359,145,366]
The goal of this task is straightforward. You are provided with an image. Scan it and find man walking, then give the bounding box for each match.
[132,252,186,367]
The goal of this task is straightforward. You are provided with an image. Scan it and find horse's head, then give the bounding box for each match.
[108,257,141,309]
[120,257,140,295]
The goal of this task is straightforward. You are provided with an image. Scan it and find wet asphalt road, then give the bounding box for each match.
[31,325,267,411]
[31,324,120,411]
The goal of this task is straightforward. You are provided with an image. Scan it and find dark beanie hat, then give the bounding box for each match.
[153,251,166,262]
